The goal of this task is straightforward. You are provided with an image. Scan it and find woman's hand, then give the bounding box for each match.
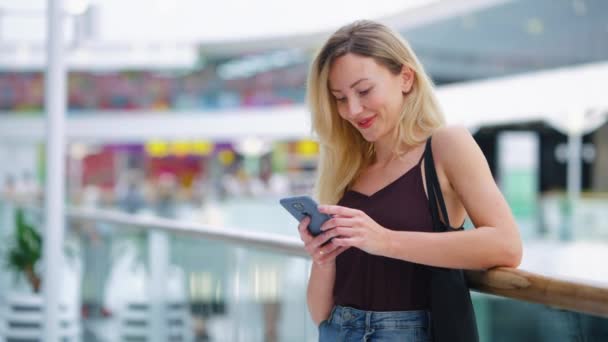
[318,205,390,256]
[298,216,347,267]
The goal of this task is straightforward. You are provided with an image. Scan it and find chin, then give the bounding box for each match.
[360,132,379,142]
[352,124,380,142]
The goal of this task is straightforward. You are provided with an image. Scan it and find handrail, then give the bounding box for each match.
[66,207,308,258]
[466,268,608,318]
[10,204,608,318]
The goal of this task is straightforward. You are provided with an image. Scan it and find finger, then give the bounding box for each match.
[297,217,313,241]
[318,239,341,255]
[310,229,338,249]
[329,245,348,259]
[306,240,328,257]
[334,227,357,237]
[320,217,355,232]
[331,237,360,248]
[317,246,347,265]
[299,231,313,245]
[319,218,335,232]
[304,243,316,257]
[298,216,311,232]
[318,205,360,217]
[315,244,340,262]
[329,245,348,260]
[299,227,313,240]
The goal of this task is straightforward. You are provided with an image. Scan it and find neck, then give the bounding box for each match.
[373,136,412,167]
[373,142,394,167]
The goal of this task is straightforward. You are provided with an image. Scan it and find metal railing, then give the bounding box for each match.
[65,206,608,319]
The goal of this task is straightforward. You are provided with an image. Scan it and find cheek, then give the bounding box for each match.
[383,88,405,114]
[365,92,387,110]
[391,94,405,115]
[366,92,400,118]
[336,104,349,120]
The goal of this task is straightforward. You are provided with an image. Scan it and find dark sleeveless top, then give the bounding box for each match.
[333,151,433,311]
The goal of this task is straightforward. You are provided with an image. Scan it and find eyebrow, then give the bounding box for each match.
[329,78,369,93]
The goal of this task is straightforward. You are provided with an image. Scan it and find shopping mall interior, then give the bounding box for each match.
[0,0,607,341]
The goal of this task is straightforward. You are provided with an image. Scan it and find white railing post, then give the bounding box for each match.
[43,0,67,340]
[565,111,584,241]
[148,230,169,341]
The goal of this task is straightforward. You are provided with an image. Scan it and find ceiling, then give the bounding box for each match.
[0,0,503,69]
[0,0,606,83]
[405,0,608,82]
[201,0,608,84]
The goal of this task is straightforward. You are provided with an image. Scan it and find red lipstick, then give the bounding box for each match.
[357,115,376,129]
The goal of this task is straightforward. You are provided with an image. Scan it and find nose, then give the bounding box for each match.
[345,97,363,119]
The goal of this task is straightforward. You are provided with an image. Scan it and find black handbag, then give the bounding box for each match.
[423,137,479,342]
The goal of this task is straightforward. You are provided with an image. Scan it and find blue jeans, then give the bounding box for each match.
[319,305,432,342]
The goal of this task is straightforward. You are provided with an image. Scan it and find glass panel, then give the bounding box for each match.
[472,292,608,342]
[1,199,607,342]
[539,193,608,241]
[69,213,316,342]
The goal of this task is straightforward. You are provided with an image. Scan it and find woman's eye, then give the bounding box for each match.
[335,97,347,103]
[358,88,371,96]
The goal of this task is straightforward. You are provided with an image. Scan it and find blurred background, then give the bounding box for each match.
[0,0,607,341]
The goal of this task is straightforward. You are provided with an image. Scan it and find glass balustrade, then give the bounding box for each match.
[0,199,607,341]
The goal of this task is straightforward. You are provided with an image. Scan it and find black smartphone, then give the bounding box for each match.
[280,195,331,236]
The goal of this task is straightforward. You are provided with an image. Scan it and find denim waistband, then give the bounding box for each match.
[327,305,431,330]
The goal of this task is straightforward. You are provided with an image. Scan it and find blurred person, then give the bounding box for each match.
[220,163,248,198]
[17,171,40,203]
[267,172,290,197]
[116,171,145,214]
[1,174,16,200]
[181,173,226,226]
[154,172,178,219]
[81,184,101,209]
[118,182,145,214]
[299,20,522,341]
[76,184,115,320]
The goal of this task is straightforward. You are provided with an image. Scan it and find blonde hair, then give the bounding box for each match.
[307,20,445,204]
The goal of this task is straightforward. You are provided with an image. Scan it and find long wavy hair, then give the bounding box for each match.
[307,20,445,204]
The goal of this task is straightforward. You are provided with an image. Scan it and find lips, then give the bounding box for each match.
[356,115,377,129]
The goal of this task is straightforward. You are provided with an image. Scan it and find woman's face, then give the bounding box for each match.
[328,53,413,143]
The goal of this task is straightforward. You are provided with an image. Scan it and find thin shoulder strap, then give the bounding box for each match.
[424,137,451,230]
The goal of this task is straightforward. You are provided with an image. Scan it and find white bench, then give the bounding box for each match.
[118,301,194,341]
[0,293,81,342]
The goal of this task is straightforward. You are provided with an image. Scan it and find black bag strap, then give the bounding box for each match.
[424,137,451,231]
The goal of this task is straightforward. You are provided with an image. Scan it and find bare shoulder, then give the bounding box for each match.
[432,125,473,145]
[429,125,490,185]
[431,125,478,162]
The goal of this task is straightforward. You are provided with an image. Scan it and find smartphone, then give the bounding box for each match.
[280,195,331,236]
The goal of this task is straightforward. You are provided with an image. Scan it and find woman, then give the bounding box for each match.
[298,20,522,341]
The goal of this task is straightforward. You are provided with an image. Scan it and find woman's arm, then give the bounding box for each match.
[321,126,522,270]
[386,126,521,269]
[384,225,520,270]
[307,263,337,325]
[297,217,345,325]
